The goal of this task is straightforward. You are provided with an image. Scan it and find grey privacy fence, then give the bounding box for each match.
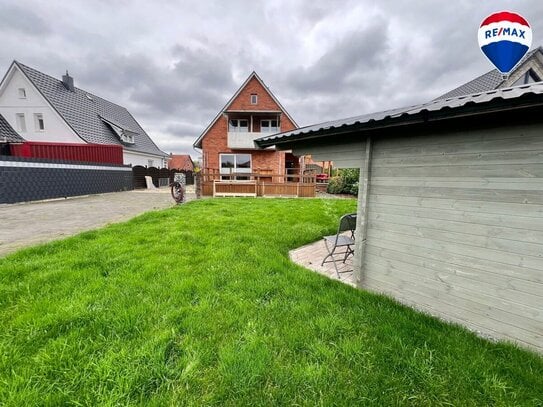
[0,155,133,204]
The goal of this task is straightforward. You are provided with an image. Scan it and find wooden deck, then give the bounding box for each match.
[200,170,316,198]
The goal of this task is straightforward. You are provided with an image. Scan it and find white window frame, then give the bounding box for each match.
[16,113,26,132]
[220,153,252,180]
[18,88,26,99]
[147,159,154,167]
[261,119,279,133]
[228,119,249,133]
[250,94,258,104]
[34,113,45,131]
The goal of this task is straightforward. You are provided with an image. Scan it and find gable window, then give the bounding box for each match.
[34,113,45,131]
[18,88,26,99]
[16,113,26,132]
[220,153,251,180]
[228,119,248,133]
[250,94,258,104]
[261,119,279,133]
[512,69,541,86]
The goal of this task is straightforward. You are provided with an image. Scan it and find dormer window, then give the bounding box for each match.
[512,69,541,86]
[250,94,258,104]
[99,116,136,145]
[18,88,26,99]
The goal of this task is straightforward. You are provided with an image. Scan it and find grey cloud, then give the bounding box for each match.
[2,0,543,158]
[0,4,51,36]
[289,19,390,94]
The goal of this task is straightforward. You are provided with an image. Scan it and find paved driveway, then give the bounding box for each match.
[0,189,184,257]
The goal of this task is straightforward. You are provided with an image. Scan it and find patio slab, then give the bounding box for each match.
[289,237,356,287]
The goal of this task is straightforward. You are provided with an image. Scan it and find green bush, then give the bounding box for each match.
[349,181,359,195]
[341,168,359,185]
[327,176,345,194]
[326,169,359,195]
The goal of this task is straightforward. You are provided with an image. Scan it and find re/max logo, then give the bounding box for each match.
[485,27,526,39]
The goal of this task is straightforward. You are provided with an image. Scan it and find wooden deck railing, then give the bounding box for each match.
[200,169,316,197]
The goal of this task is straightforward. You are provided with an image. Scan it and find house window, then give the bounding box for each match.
[261,119,279,133]
[34,113,45,131]
[512,69,541,86]
[148,159,154,167]
[220,153,251,180]
[250,94,257,104]
[228,119,248,132]
[18,88,26,99]
[16,113,26,132]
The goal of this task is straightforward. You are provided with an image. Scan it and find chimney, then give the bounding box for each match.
[62,70,75,92]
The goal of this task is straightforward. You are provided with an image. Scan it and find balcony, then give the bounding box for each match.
[227,132,276,150]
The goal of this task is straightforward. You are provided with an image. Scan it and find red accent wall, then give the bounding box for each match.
[10,142,123,165]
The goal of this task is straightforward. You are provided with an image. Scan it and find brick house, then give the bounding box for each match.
[193,72,298,181]
[168,154,194,171]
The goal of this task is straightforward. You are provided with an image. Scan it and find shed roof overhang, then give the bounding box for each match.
[255,84,543,152]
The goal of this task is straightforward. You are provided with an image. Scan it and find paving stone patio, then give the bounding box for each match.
[0,187,194,257]
[289,236,356,287]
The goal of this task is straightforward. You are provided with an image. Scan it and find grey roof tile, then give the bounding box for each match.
[0,113,25,143]
[435,47,542,100]
[15,62,167,157]
[436,70,505,100]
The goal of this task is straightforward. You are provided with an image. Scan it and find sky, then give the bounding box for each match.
[1,0,542,158]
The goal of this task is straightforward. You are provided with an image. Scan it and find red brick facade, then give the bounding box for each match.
[197,74,297,177]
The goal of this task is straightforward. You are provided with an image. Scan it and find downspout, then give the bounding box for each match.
[354,136,372,288]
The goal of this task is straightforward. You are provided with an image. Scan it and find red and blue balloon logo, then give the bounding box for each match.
[478,11,532,74]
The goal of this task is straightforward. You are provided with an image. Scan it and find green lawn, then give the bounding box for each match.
[0,198,541,406]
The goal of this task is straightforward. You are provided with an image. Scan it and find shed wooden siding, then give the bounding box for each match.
[359,124,543,351]
[292,141,365,169]
[286,122,543,350]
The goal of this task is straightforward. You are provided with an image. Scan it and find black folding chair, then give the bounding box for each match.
[321,213,357,278]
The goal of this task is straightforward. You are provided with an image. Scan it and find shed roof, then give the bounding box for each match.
[256,83,543,148]
[0,113,25,143]
[11,61,167,157]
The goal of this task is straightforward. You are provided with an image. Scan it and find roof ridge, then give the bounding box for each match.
[14,61,132,113]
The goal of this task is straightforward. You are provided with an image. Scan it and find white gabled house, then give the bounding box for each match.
[0,61,168,167]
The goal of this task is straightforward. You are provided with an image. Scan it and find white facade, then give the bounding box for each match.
[0,66,82,143]
[123,150,168,168]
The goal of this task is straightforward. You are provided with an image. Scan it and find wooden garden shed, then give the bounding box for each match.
[256,84,543,352]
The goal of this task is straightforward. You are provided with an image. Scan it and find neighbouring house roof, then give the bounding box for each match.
[10,61,167,158]
[0,113,25,143]
[256,83,543,148]
[436,47,543,100]
[193,71,298,149]
[168,154,194,171]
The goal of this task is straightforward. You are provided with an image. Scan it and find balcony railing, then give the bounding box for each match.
[227,132,276,150]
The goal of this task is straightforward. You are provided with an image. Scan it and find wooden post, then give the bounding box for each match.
[354,137,372,288]
[195,172,201,199]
